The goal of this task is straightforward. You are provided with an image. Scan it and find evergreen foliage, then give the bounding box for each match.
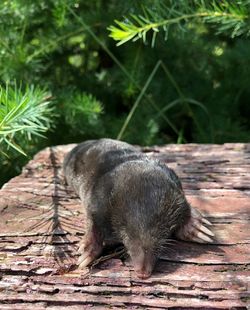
[0,0,250,186]
[108,1,250,47]
[0,84,53,155]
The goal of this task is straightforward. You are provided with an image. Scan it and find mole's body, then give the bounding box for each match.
[63,139,213,278]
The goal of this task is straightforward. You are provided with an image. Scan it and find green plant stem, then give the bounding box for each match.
[133,11,246,33]
[160,61,211,142]
[117,60,161,140]
[67,6,179,138]
[68,6,212,141]
[111,10,248,46]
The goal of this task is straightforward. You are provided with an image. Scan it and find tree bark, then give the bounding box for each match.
[0,143,249,309]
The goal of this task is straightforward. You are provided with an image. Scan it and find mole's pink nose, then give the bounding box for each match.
[135,269,152,279]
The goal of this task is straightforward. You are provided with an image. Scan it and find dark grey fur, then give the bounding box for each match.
[63,138,191,277]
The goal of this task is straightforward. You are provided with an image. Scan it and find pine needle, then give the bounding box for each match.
[0,83,54,155]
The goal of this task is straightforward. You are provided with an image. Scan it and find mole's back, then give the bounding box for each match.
[63,138,142,195]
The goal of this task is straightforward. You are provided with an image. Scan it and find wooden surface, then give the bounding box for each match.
[0,143,250,309]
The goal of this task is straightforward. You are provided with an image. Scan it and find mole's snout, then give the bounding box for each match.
[133,257,155,279]
[135,267,152,279]
[129,246,156,279]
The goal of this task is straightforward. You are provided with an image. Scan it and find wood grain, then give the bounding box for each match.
[0,143,249,309]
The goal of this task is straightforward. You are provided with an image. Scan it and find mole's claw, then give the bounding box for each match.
[191,236,206,244]
[78,243,85,253]
[196,231,213,243]
[199,224,215,237]
[78,239,93,253]
[77,242,102,268]
[202,218,212,226]
[78,253,93,269]
[77,228,103,269]
[175,206,214,244]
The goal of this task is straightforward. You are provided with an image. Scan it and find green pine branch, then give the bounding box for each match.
[63,91,103,135]
[0,83,54,155]
[108,1,250,46]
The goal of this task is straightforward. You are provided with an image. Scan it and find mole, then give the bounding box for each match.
[63,138,214,279]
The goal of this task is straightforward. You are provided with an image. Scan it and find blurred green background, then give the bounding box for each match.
[1,0,250,187]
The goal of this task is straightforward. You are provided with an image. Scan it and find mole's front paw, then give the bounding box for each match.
[77,230,103,269]
[175,207,214,243]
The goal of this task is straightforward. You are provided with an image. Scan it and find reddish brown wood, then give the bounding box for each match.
[0,143,250,309]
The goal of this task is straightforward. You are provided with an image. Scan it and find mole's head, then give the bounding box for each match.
[110,161,190,279]
[121,226,162,279]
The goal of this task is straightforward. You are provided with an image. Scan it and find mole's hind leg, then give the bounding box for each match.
[77,220,103,269]
[175,207,214,243]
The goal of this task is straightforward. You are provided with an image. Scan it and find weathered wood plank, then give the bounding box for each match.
[0,143,250,309]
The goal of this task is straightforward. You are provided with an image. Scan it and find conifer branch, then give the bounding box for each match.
[108,1,250,46]
[0,83,54,155]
